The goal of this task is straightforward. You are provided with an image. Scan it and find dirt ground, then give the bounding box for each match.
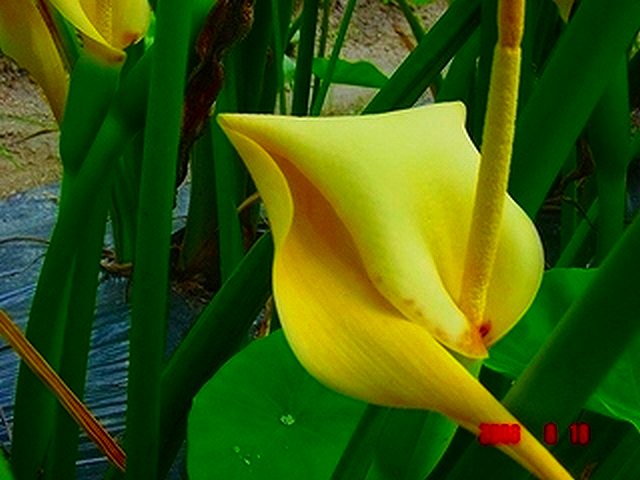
[0,58,59,198]
[0,0,446,199]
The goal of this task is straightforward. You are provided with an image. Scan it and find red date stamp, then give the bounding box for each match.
[544,422,590,445]
[478,423,521,445]
[478,422,591,446]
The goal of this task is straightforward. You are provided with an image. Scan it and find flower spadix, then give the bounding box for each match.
[0,0,149,120]
[219,103,572,479]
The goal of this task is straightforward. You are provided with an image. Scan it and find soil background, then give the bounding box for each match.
[0,59,59,198]
[0,0,446,198]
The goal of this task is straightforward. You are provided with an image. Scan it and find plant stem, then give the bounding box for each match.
[126,0,191,477]
[331,405,389,480]
[49,194,109,478]
[312,0,333,108]
[291,0,319,115]
[396,0,425,42]
[311,0,357,116]
[588,55,630,265]
[0,310,125,471]
[10,53,148,477]
[178,122,218,274]
[270,0,287,114]
[158,234,273,477]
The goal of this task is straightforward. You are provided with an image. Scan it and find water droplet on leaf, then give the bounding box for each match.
[280,413,295,426]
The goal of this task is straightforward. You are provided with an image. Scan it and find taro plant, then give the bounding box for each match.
[0,0,640,479]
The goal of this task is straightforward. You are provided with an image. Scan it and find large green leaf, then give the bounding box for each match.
[486,268,597,375]
[312,58,388,89]
[188,330,366,479]
[485,268,640,430]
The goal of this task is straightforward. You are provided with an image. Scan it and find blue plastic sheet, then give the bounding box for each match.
[0,183,198,478]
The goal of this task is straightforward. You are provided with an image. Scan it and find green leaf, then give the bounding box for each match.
[366,410,456,480]
[333,405,389,480]
[588,425,640,479]
[188,331,366,479]
[312,58,388,89]
[486,268,597,376]
[59,53,120,174]
[588,335,640,432]
[283,55,297,88]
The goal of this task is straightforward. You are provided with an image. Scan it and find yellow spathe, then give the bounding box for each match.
[220,103,543,358]
[0,0,149,120]
[0,0,68,121]
[49,0,150,62]
[218,103,571,479]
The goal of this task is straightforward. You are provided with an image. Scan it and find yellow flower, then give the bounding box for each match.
[48,0,150,61]
[218,103,571,479]
[0,0,149,120]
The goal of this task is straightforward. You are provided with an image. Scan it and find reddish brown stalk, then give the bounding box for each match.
[0,310,126,472]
